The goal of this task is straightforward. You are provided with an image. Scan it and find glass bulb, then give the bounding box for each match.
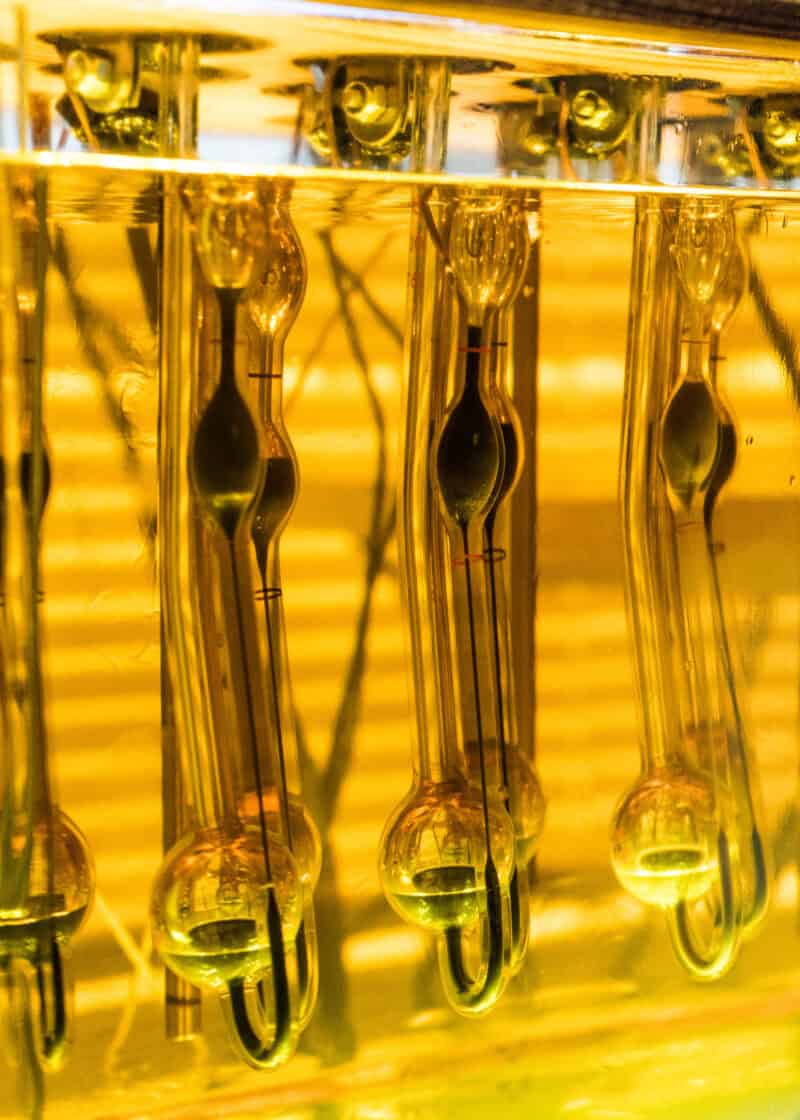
[0,810,93,960]
[448,198,529,324]
[249,204,306,340]
[239,791,322,891]
[660,377,723,515]
[379,781,514,932]
[151,827,301,992]
[434,374,500,528]
[671,200,733,309]
[611,770,719,908]
[183,180,268,291]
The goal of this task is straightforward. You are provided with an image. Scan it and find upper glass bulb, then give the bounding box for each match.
[184,180,267,292]
[448,198,529,324]
[671,200,733,309]
[249,204,306,340]
[707,237,747,338]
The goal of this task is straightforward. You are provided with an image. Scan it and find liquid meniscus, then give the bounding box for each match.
[390,865,484,930]
[617,845,716,908]
[161,916,269,989]
[252,455,297,543]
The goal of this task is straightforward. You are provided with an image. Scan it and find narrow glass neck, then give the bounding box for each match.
[670,519,726,788]
[679,316,713,382]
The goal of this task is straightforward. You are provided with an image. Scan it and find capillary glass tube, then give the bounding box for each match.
[481,274,546,973]
[0,170,93,1077]
[703,236,769,938]
[151,178,304,1070]
[242,184,321,1031]
[612,196,768,980]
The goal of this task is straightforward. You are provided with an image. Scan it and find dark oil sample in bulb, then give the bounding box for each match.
[661,378,722,512]
[252,457,296,549]
[191,294,262,539]
[436,327,500,526]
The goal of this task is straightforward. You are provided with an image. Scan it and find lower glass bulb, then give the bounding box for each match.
[610,768,719,908]
[151,827,301,991]
[379,780,514,932]
[0,810,93,961]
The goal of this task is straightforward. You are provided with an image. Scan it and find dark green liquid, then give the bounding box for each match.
[191,388,262,536]
[661,378,722,510]
[436,351,500,526]
[19,447,52,518]
[617,844,715,907]
[639,847,705,874]
[252,456,297,544]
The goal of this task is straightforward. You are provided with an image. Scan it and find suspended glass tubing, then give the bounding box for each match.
[380,186,545,1016]
[150,178,319,1068]
[3,20,798,1083]
[0,170,94,1078]
[612,195,769,981]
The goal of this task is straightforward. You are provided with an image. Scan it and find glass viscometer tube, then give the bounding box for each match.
[241,184,321,1032]
[658,198,742,976]
[435,191,540,996]
[612,197,721,967]
[0,172,93,1075]
[380,188,515,1017]
[612,196,766,980]
[432,193,515,1005]
[151,178,302,1069]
